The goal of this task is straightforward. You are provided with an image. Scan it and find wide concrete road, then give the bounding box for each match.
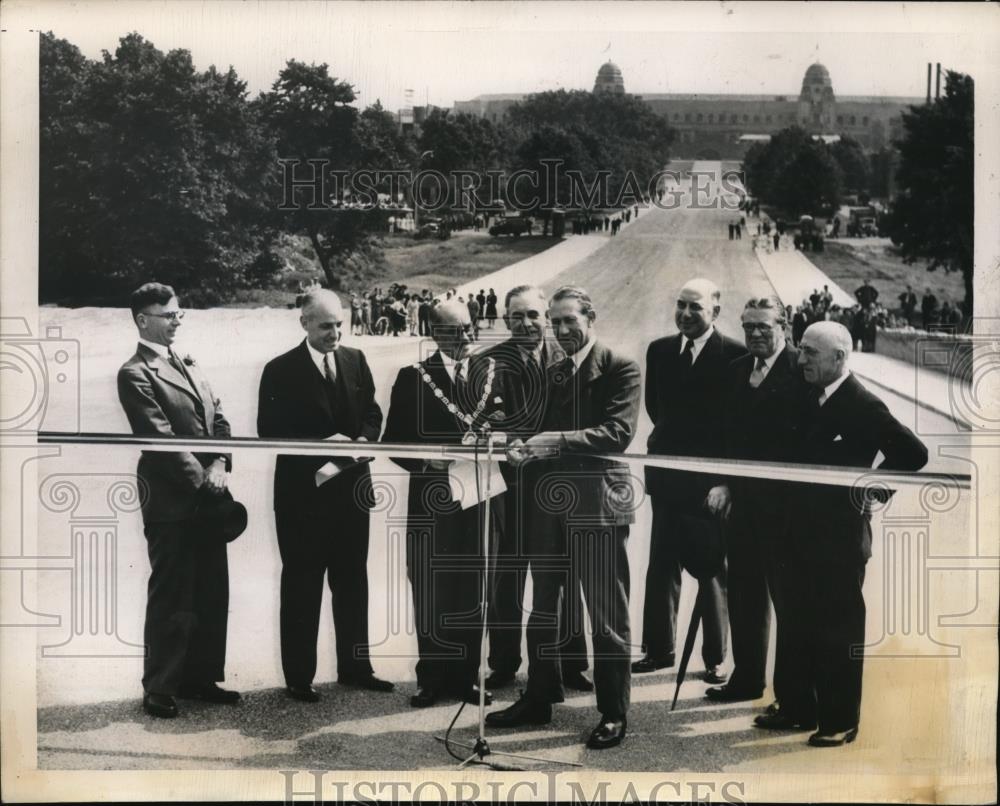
[34,163,980,776]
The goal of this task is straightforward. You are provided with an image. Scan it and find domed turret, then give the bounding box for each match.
[799,63,835,104]
[594,61,625,95]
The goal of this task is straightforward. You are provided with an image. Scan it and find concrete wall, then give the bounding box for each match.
[876,328,974,385]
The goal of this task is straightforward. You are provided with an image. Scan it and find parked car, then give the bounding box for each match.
[488,217,532,237]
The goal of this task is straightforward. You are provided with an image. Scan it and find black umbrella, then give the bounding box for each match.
[670,512,727,711]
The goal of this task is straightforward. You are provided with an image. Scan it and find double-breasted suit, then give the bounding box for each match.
[382,351,505,695]
[642,329,746,667]
[257,341,383,688]
[524,340,641,718]
[117,342,233,696]
[722,345,809,697]
[783,373,927,733]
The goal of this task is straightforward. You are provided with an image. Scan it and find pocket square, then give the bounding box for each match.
[833,435,843,442]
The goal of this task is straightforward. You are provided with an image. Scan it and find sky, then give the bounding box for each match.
[29,1,996,111]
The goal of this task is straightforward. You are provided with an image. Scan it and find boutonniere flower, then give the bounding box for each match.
[182,354,196,366]
[493,396,503,405]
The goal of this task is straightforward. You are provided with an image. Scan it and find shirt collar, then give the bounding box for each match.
[820,370,851,405]
[571,333,598,370]
[138,337,170,359]
[681,325,715,362]
[756,341,786,371]
[304,338,335,376]
[437,350,469,383]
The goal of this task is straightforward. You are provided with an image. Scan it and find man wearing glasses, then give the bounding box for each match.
[704,296,808,714]
[117,282,239,718]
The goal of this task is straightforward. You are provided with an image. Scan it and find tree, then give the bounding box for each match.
[743,126,842,215]
[830,135,870,195]
[887,71,974,314]
[40,32,281,304]
[259,60,369,287]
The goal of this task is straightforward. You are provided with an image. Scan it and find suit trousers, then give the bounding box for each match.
[780,557,867,732]
[640,496,728,666]
[525,513,631,718]
[274,486,374,687]
[725,507,790,697]
[406,501,491,693]
[488,481,588,677]
[142,518,229,695]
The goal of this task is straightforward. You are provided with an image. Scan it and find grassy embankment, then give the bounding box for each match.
[807,240,967,312]
[229,232,563,308]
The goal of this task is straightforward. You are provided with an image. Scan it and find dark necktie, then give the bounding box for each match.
[680,338,694,370]
[454,359,469,409]
[323,352,337,387]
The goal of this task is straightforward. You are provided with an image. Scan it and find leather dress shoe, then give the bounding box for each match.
[808,727,859,747]
[177,682,241,704]
[410,686,439,708]
[485,693,552,727]
[142,692,178,718]
[484,670,516,689]
[286,684,321,703]
[339,673,395,693]
[705,684,763,703]
[702,665,728,685]
[563,671,594,692]
[631,654,675,674]
[453,684,492,706]
[765,700,781,715]
[587,715,627,749]
[754,711,817,731]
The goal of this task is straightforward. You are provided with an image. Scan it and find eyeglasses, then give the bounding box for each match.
[143,311,185,322]
[741,323,774,334]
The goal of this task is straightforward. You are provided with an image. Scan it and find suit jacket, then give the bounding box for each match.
[538,340,641,526]
[724,345,809,528]
[793,373,928,563]
[117,343,232,524]
[382,350,505,520]
[257,340,382,511]
[644,329,747,505]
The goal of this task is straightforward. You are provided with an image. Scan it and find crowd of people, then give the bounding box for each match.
[117,276,927,754]
[345,285,501,338]
[787,280,965,354]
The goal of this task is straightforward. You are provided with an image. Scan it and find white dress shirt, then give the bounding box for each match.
[139,337,170,359]
[819,370,851,406]
[305,338,336,380]
[570,333,598,371]
[680,325,715,364]
[438,351,470,384]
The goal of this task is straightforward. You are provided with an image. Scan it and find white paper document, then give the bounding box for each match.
[447,459,507,509]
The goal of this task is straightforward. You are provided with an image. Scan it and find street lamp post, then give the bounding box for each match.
[414,149,434,231]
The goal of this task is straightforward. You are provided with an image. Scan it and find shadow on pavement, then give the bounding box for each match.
[38,675,812,771]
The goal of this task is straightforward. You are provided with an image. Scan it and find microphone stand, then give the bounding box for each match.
[436,429,581,770]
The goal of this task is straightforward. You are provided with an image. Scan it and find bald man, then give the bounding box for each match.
[635,278,747,680]
[766,321,927,747]
[258,289,392,702]
[383,299,505,708]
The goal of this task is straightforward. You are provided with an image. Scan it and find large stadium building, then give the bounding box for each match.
[452,62,924,159]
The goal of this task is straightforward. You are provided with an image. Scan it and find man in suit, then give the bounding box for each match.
[117,282,239,719]
[767,321,927,746]
[382,299,502,708]
[486,286,640,749]
[703,296,809,707]
[257,289,393,703]
[482,285,591,693]
[634,278,746,682]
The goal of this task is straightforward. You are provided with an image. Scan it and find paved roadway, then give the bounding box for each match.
[34,163,981,777]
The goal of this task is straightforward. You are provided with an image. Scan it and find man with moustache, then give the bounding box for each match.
[780,322,927,746]
[383,299,502,708]
[487,286,640,749]
[634,278,746,681]
[117,282,239,718]
[257,289,393,703]
[482,285,591,693]
[702,296,808,708]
